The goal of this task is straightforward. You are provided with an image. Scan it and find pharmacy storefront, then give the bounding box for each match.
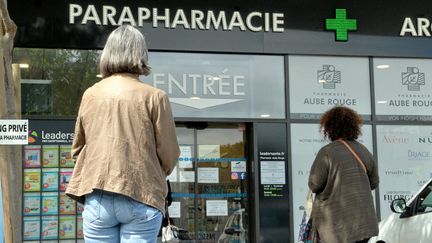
[8,0,432,242]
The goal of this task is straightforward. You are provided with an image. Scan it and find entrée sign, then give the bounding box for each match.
[69,4,285,32]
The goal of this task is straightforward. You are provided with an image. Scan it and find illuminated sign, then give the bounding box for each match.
[325,9,357,41]
[400,17,432,36]
[69,4,285,32]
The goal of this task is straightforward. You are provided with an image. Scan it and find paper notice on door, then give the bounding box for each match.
[231,161,247,172]
[206,200,228,216]
[179,171,195,182]
[198,167,219,183]
[168,201,181,218]
[198,145,220,159]
[179,146,193,168]
[260,161,286,184]
[166,166,178,182]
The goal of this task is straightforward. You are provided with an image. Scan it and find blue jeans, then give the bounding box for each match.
[83,190,162,243]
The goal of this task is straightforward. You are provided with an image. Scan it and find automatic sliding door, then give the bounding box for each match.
[169,125,196,240]
[170,123,249,243]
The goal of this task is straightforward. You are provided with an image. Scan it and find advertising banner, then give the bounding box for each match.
[0,119,28,145]
[22,119,83,241]
[10,0,432,58]
[374,58,432,121]
[256,123,289,242]
[290,123,373,243]
[289,55,371,120]
[377,125,432,218]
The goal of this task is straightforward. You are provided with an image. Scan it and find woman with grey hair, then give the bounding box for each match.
[66,25,180,242]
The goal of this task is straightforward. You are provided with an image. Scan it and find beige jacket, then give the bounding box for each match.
[309,140,379,243]
[65,73,180,214]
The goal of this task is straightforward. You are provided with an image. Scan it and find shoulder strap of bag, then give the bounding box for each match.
[165,201,172,226]
[338,139,367,173]
[305,189,313,217]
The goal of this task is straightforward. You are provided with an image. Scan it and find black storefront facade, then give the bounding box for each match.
[9,1,432,242]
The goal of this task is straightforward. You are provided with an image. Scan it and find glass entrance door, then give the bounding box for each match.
[169,123,249,243]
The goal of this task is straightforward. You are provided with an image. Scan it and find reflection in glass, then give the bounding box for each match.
[14,49,285,119]
[143,52,285,119]
[171,123,249,242]
[14,48,101,117]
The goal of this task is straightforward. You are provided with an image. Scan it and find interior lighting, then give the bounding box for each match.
[260,114,271,118]
[376,65,390,69]
[190,96,201,100]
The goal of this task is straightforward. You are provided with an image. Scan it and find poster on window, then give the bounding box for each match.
[42,192,59,215]
[42,216,58,240]
[42,168,59,191]
[24,169,41,192]
[198,145,220,159]
[198,167,219,183]
[23,216,41,241]
[168,201,181,218]
[179,146,193,168]
[60,194,76,215]
[24,145,41,168]
[377,125,432,218]
[289,55,371,120]
[60,215,76,239]
[24,193,41,216]
[206,200,228,216]
[60,168,73,191]
[77,215,84,238]
[42,145,59,167]
[166,166,178,182]
[290,123,373,243]
[60,145,75,167]
[374,58,432,121]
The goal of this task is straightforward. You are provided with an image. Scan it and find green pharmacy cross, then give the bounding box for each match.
[326,9,357,41]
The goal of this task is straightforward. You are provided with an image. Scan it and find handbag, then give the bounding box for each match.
[161,223,180,243]
[162,224,191,242]
[161,209,191,242]
[298,190,313,243]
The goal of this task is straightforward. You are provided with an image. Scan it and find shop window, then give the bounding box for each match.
[13,48,100,117]
[14,48,285,119]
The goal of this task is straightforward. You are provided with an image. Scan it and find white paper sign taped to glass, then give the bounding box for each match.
[0,119,29,145]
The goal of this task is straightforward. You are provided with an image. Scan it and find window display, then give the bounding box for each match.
[22,120,82,242]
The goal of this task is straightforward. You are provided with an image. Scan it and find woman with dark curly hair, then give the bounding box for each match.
[308,106,379,243]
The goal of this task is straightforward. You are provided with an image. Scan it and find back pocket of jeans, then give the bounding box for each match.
[83,192,102,223]
[127,198,160,221]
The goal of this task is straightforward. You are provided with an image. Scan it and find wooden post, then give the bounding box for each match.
[0,1,19,243]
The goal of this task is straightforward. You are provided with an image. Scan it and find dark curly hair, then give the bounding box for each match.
[320,106,362,141]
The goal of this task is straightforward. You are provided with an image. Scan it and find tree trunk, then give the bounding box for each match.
[0,0,20,243]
